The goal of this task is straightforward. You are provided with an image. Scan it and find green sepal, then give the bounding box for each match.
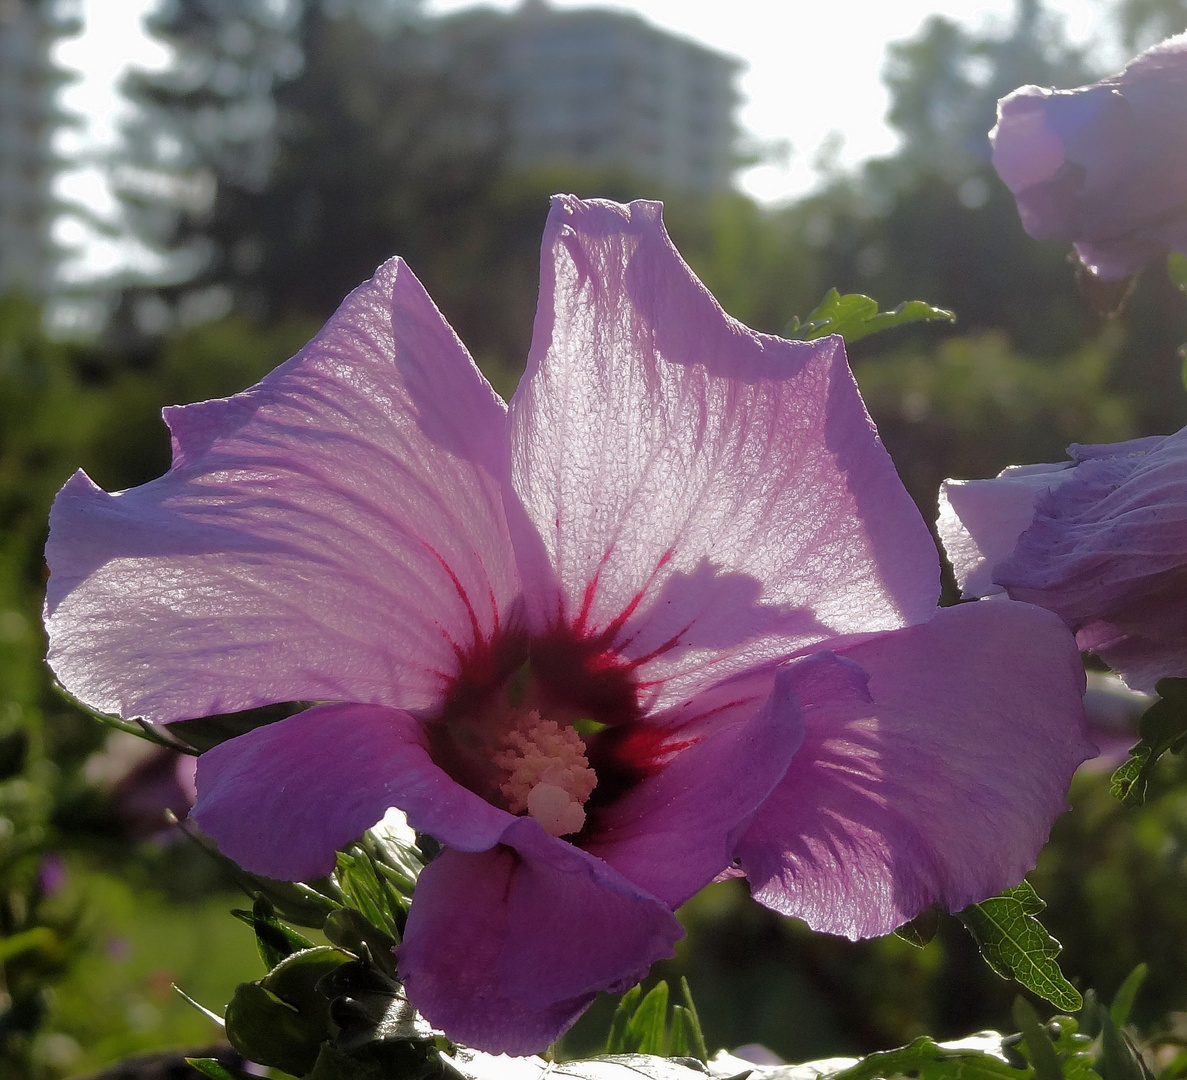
[321,960,436,1054]
[787,289,954,344]
[1167,253,1187,294]
[1110,964,1147,1028]
[169,701,305,752]
[832,1035,1023,1080]
[230,895,317,970]
[605,985,642,1055]
[1012,998,1064,1080]
[677,977,708,1063]
[958,882,1082,1012]
[1110,679,1187,806]
[628,982,670,1056]
[224,946,352,1075]
[323,907,399,979]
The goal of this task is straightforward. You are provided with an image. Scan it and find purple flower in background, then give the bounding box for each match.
[991,33,1187,278]
[940,428,1187,692]
[45,197,1090,1054]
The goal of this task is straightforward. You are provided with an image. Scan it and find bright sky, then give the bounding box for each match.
[51,0,1115,284]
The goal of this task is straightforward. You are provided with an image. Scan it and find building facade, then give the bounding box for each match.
[0,0,70,296]
[439,0,742,196]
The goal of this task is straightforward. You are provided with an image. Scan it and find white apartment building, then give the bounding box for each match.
[0,0,65,296]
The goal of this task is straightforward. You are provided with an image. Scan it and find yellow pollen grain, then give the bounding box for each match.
[493,711,597,837]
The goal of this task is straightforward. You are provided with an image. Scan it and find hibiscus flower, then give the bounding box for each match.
[45,196,1090,1054]
[940,430,1187,693]
[991,33,1187,279]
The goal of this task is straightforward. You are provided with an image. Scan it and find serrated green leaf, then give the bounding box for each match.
[1110,680,1187,805]
[1013,998,1064,1080]
[627,982,670,1056]
[832,1036,1023,1080]
[605,986,642,1055]
[787,289,955,344]
[958,882,1082,1012]
[1110,964,1148,1027]
[184,1059,256,1080]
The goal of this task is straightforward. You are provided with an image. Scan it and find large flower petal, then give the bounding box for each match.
[192,703,513,881]
[585,653,869,908]
[735,602,1091,939]
[508,196,938,712]
[398,817,682,1055]
[45,259,519,723]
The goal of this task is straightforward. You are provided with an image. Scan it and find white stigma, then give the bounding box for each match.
[492,711,597,837]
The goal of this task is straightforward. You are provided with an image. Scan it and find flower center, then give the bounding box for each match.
[491,710,597,837]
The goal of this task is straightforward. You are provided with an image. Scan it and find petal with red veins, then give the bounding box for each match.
[192,703,513,881]
[508,196,938,712]
[586,653,869,908]
[45,258,518,724]
[736,602,1091,939]
[398,817,682,1056]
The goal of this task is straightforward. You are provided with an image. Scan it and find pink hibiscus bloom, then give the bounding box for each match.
[991,33,1187,279]
[940,430,1187,693]
[45,197,1090,1053]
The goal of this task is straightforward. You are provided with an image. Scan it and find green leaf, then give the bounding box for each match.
[605,986,642,1055]
[1110,964,1147,1027]
[787,289,955,344]
[958,882,1082,1012]
[627,982,670,1056]
[1110,680,1187,805]
[832,1036,1024,1080]
[1012,998,1064,1080]
[895,905,941,948]
[184,1059,257,1080]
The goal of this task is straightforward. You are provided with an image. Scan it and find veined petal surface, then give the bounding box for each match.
[191,703,514,881]
[46,258,518,723]
[736,602,1091,939]
[509,196,938,713]
[398,817,682,1055]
